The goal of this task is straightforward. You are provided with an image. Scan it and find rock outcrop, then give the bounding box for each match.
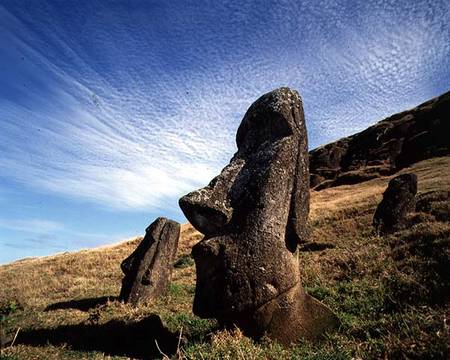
[373,173,418,234]
[179,88,338,345]
[310,91,450,190]
[119,217,180,306]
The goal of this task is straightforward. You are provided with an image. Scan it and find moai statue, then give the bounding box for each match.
[179,88,339,345]
[373,173,418,234]
[119,217,180,306]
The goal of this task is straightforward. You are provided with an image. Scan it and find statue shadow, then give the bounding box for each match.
[299,242,335,252]
[45,296,118,312]
[17,314,178,359]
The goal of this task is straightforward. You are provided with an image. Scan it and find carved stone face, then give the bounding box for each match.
[179,88,309,321]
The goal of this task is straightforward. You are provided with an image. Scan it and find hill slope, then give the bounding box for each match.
[1,156,449,359]
[309,90,450,190]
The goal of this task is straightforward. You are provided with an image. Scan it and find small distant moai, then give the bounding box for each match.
[119,217,180,306]
[373,173,418,234]
[179,88,339,345]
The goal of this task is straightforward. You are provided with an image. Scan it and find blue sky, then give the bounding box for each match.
[1,0,449,264]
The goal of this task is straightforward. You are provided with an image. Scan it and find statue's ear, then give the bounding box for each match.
[285,127,309,253]
[285,170,309,253]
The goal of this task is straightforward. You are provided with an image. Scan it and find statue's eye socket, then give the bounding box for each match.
[236,112,293,152]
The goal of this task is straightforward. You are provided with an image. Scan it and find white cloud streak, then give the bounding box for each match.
[0,1,449,212]
[0,218,64,233]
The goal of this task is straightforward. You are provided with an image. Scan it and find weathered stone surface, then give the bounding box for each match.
[373,173,418,234]
[179,88,338,345]
[309,91,450,190]
[119,217,180,306]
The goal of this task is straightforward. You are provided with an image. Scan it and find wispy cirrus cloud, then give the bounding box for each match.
[0,0,449,214]
[0,218,64,233]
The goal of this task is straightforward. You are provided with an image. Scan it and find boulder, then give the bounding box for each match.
[119,217,180,306]
[179,88,338,345]
[373,173,418,234]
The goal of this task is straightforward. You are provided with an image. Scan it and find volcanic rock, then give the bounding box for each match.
[119,217,180,306]
[309,91,450,190]
[373,173,418,234]
[179,88,338,345]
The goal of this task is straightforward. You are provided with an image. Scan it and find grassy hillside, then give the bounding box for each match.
[1,156,449,359]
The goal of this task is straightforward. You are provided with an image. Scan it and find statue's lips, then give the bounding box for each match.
[191,237,227,317]
[191,236,267,318]
[191,234,298,318]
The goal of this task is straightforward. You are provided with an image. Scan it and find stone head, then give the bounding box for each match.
[179,88,309,321]
[119,217,180,306]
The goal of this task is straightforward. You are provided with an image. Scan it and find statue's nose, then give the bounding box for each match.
[179,185,232,236]
[179,160,244,236]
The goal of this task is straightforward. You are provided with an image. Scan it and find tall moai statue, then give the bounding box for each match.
[119,217,180,306]
[179,88,339,345]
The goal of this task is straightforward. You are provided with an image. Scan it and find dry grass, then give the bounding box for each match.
[0,238,138,310]
[1,156,449,359]
[310,156,450,220]
[0,224,202,311]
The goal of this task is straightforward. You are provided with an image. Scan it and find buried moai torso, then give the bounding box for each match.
[373,173,418,234]
[179,88,338,344]
[119,217,180,306]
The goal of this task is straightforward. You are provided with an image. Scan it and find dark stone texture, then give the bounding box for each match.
[309,91,450,190]
[373,173,418,234]
[179,88,338,345]
[119,217,180,306]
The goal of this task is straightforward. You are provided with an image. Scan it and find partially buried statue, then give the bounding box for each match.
[373,173,418,235]
[179,88,339,345]
[119,217,180,306]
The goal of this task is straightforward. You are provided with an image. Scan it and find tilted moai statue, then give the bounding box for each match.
[179,88,338,345]
[119,217,180,306]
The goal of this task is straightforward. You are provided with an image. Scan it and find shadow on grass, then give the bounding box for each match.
[299,242,335,252]
[45,296,118,312]
[17,314,178,359]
